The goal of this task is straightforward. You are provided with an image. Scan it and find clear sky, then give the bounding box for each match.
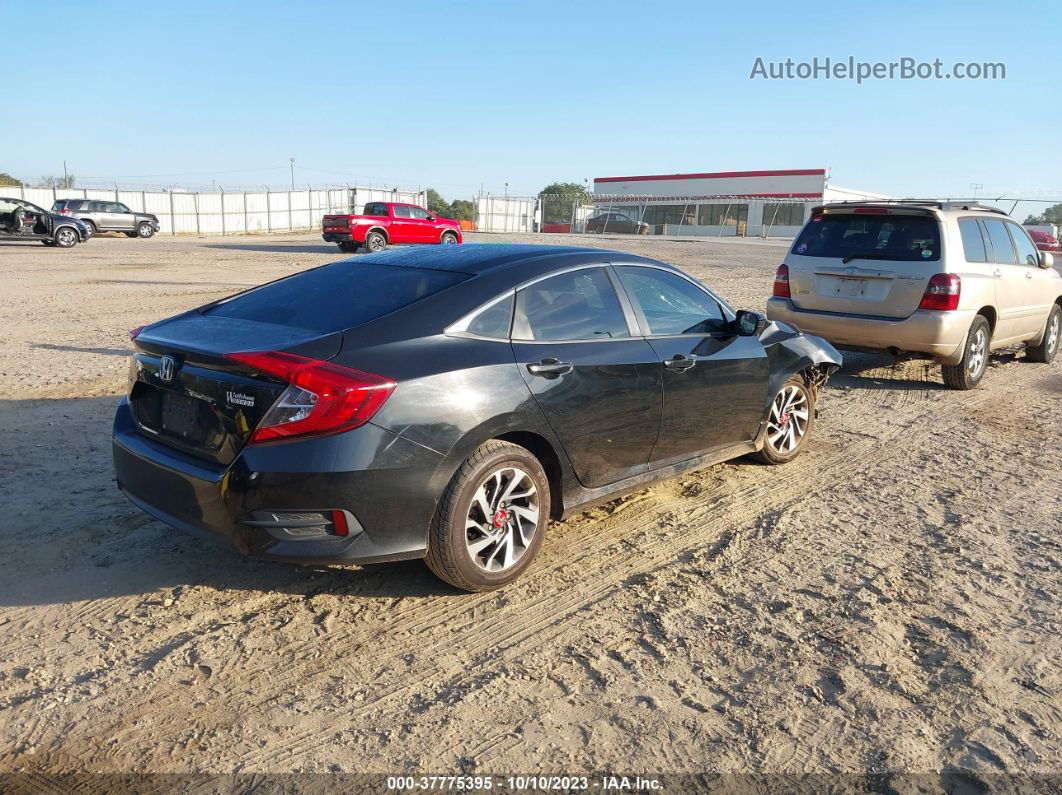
[3,0,1060,215]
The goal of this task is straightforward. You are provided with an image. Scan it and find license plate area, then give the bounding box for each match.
[161,392,202,438]
[834,277,868,297]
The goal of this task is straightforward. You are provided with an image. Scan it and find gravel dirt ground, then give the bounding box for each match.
[0,231,1059,791]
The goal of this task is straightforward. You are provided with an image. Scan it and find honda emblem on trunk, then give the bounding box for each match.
[159,355,176,383]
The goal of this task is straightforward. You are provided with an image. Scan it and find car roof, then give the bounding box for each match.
[818,200,1010,218]
[348,243,667,276]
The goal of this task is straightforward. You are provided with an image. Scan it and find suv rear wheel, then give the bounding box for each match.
[81,220,96,235]
[1025,304,1060,364]
[425,440,550,591]
[942,315,990,390]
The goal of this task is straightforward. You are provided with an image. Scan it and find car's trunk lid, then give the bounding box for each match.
[787,210,943,319]
[129,314,342,464]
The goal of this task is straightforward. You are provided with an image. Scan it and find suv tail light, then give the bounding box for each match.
[225,351,396,443]
[772,264,791,298]
[919,273,961,311]
[59,208,70,215]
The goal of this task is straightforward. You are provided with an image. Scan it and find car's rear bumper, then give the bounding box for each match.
[322,232,353,243]
[112,398,448,566]
[766,298,972,364]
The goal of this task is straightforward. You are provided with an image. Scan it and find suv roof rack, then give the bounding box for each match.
[822,199,1007,215]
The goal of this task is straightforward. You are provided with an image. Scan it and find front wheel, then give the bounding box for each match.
[942,315,990,389]
[53,227,78,248]
[753,375,815,464]
[440,231,458,245]
[1025,304,1060,364]
[425,440,550,592]
[364,231,387,252]
[137,222,155,238]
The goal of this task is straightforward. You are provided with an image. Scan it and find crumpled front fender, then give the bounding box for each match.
[760,320,843,403]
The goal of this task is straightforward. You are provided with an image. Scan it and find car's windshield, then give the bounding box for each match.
[204,262,469,333]
[793,213,941,261]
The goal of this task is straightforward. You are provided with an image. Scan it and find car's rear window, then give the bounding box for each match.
[793,213,941,261]
[205,262,469,333]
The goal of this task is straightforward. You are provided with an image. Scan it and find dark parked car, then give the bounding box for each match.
[113,245,840,591]
[53,198,160,238]
[585,212,649,235]
[0,197,90,247]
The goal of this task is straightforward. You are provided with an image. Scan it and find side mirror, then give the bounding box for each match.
[735,309,767,336]
[425,215,435,222]
[1039,251,1055,269]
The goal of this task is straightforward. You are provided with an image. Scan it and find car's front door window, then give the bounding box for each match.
[616,266,728,336]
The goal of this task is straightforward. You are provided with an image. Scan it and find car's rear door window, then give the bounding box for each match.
[514,268,630,341]
[982,218,1017,264]
[958,218,988,262]
[205,262,469,333]
[793,213,941,261]
[363,203,389,217]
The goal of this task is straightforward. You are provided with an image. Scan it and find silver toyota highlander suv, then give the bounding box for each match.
[766,201,1061,389]
[52,198,160,238]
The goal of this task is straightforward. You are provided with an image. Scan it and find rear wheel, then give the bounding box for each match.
[440,231,458,245]
[338,241,358,253]
[942,315,990,389]
[1025,304,1060,364]
[425,440,550,592]
[54,227,78,248]
[137,222,155,238]
[753,375,815,464]
[81,220,96,235]
[365,231,387,252]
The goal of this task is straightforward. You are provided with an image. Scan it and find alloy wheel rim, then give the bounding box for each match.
[57,229,75,245]
[766,385,809,455]
[139,224,150,237]
[1048,314,1060,355]
[968,328,987,377]
[465,466,539,572]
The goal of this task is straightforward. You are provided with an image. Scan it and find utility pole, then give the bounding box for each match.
[290,158,295,191]
[63,160,68,187]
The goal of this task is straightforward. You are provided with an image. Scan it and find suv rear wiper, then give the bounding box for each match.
[840,252,902,264]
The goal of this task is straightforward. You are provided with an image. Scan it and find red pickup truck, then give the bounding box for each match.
[322,201,463,253]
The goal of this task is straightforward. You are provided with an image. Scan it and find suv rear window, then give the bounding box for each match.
[793,213,941,261]
[205,262,468,333]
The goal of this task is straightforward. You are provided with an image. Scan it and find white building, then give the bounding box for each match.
[592,168,889,237]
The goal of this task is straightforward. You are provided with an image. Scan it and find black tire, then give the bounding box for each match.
[440,231,458,245]
[425,440,551,592]
[137,222,155,238]
[942,315,991,390]
[53,226,78,248]
[1025,304,1061,364]
[125,232,137,238]
[41,240,57,246]
[81,220,96,235]
[338,241,358,253]
[365,231,387,252]
[753,374,815,464]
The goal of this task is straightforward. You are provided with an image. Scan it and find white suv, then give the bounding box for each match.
[766,201,1061,389]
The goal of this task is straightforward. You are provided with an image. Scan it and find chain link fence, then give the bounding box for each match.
[476,193,817,238]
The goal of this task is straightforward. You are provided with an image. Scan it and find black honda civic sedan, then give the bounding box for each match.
[113,244,841,591]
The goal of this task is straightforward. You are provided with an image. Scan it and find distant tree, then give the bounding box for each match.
[539,181,592,225]
[38,174,76,189]
[0,172,21,187]
[425,188,451,218]
[1024,203,1062,227]
[448,199,474,222]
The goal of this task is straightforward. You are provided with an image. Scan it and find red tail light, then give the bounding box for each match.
[59,208,70,215]
[225,351,395,443]
[772,264,791,298]
[919,273,961,311]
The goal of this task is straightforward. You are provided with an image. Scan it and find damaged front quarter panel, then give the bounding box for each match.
[760,319,843,400]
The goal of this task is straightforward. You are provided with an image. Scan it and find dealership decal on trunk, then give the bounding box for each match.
[226,391,255,408]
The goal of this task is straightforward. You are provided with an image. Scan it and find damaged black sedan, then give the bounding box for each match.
[113,245,841,591]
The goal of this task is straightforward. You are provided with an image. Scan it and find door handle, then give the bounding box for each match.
[527,358,573,377]
[663,353,696,371]
[993,269,1003,278]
